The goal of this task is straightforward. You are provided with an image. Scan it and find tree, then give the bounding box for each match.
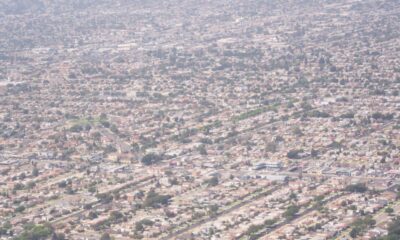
[141,153,163,166]
[144,189,171,208]
[307,110,330,118]
[371,112,394,121]
[265,142,277,153]
[385,207,394,215]
[88,186,97,194]
[289,192,297,201]
[65,186,75,195]
[69,124,84,132]
[287,149,303,159]
[14,223,54,240]
[100,113,107,120]
[110,125,119,134]
[274,136,284,142]
[88,211,98,220]
[340,112,355,119]
[246,224,263,236]
[32,167,39,177]
[0,221,11,236]
[386,218,400,237]
[206,176,219,187]
[198,144,207,155]
[13,183,24,191]
[349,216,376,238]
[131,143,140,152]
[19,173,26,180]
[83,203,92,210]
[52,232,66,240]
[208,204,219,215]
[58,181,67,188]
[345,183,368,193]
[350,227,360,238]
[293,127,304,136]
[109,211,123,223]
[104,145,117,154]
[96,193,113,204]
[135,219,154,232]
[311,149,319,158]
[15,205,25,213]
[100,233,111,240]
[283,205,300,220]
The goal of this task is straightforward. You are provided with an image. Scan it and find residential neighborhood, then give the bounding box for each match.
[0,0,399,239]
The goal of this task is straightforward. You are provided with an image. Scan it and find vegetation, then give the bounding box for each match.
[198,144,208,155]
[69,123,91,132]
[14,223,54,240]
[172,128,198,143]
[58,181,68,188]
[144,189,171,208]
[233,107,267,122]
[287,149,304,159]
[15,205,26,213]
[96,193,113,204]
[208,204,219,215]
[141,153,163,166]
[100,233,112,240]
[205,176,219,187]
[292,127,304,137]
[244,218,278,237]
[0,221,12,236]
[265,142,277,153]
[108,211,124,223]
[32,167,39,177]
[340,112,355,119]
[385,207,394,214]
[306,110,330,118]
[345,183,368,193]
[283,205,300,220]
[371,112,394,121]
[13,183,25,191]
[200,120,222,135]
[88,211,98,219]
[376,218,400,240]
[135,219,154,232]
[349,216,376,238]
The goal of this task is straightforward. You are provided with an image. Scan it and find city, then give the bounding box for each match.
[0,0,399,239]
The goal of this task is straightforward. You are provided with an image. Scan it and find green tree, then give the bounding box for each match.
[350,227,360,238]
[283,205,300,220]
[15,205,25,213]
[208,204,219,215]
[144,189,171,208]
[14,223,54,240]
[141,153,163,166]
[100,233,111,240]
[206,176,219,187]
[58,181,67,188]
[109,211,123,223]
[88,211,98,220]
[96,193,113,204]
[385,207,394,215]
[13,183,25,191]
[32,167,39,177]
[88,186,97,194]
[345,183,368,193]
[198,144,208,155]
